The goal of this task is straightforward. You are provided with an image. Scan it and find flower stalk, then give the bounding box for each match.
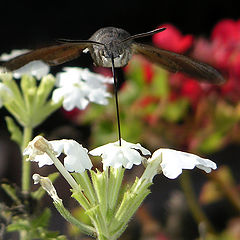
[21,126,33,192]
[179,172,216,233]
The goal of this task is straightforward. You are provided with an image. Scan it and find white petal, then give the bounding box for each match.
[54,67,112,110]
[52,86,89,111]
[81,68,113,84]
[23,136,63,167]
[13,61,50,79]
[89,139,151,169]
[62,140,92,173]
[88,88,111,105]
[49,140,66,157]
[34,154,54,167]
[0,49,29,61]
[151,149,217,179]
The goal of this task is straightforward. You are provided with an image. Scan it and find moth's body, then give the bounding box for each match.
[2,26,225,147]
[88,27,133,67]
[3,26,225,84]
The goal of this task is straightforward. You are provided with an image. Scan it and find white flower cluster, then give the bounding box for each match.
[0,49,50,79]
[52,67,113,111]
[24,137,92,173]
[24,136,217,180]
[0,50,113,111]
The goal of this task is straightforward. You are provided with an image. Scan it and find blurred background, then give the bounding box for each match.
[1,0,240,239]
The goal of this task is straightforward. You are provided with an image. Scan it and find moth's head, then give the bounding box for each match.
[90,40,132,67]
[88,26,166,67]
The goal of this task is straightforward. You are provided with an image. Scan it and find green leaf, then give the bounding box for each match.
[198,131,224,153]
[5,116,22,146]
[7,219,30,232]
[126,58,144,89]
[32,208,51,228]
[163,98,189,122]
[1,183,21,205]
[151,67,169,98]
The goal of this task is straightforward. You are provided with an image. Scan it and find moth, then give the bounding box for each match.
[3,26,224,84]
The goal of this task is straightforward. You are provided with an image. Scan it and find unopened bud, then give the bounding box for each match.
[33,174,61,203]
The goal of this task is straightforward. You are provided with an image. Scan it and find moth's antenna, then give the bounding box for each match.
[111,55,122,146]
[57,39,106,46]
[121,27,166,43]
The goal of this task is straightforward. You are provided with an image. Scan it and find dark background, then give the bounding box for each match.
[0,0,239,52]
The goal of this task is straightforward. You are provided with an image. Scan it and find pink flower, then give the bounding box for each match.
[153,24,193,53]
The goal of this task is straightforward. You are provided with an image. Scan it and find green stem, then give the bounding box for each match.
[179,172,215,233]
[21,126,33,193]
[210,171,240,212]
[54,200,96,237]
[20,231,29,240]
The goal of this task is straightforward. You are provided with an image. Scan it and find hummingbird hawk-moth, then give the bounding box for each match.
[3,26,224,84]
[2,26,225,146]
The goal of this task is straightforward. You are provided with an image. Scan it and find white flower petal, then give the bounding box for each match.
[53,67,112,111]
[89,139,151,169]
[34,154,53,167]
[62,140,92,173]
[0,49,29,61]
[49,140,66,157]
[1,50,50,79]
[151,148,217,179]
[12,61,50,79]
[24,137,92,173]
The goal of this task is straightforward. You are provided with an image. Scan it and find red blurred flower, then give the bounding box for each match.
[61,107,83,122]
[143,61,154,84]
[153,24,193,53]
[192,19,240,102]
[211,19,240,44]
[181,78,203,105]
[169,73,205,106]
[93,66,113,77]
[137,95,159,107]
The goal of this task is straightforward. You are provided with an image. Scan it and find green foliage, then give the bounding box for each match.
[7,209,66,240]
[5,116,23,146]
[162,98,189,122]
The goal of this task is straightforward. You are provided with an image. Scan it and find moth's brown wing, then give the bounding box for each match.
[3,43,90,71]
[132,43,225,84]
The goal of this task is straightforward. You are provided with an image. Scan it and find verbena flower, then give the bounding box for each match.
[149,148,217,179]
[0,50,50,79]
[24,136,92,173]
[13,61,50,79]
[23,136,58,166]
[52,67,113,111]
[89,138,151,169]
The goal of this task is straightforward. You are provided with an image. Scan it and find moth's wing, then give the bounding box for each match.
[132,43,225,84]
[3,43,90,71]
